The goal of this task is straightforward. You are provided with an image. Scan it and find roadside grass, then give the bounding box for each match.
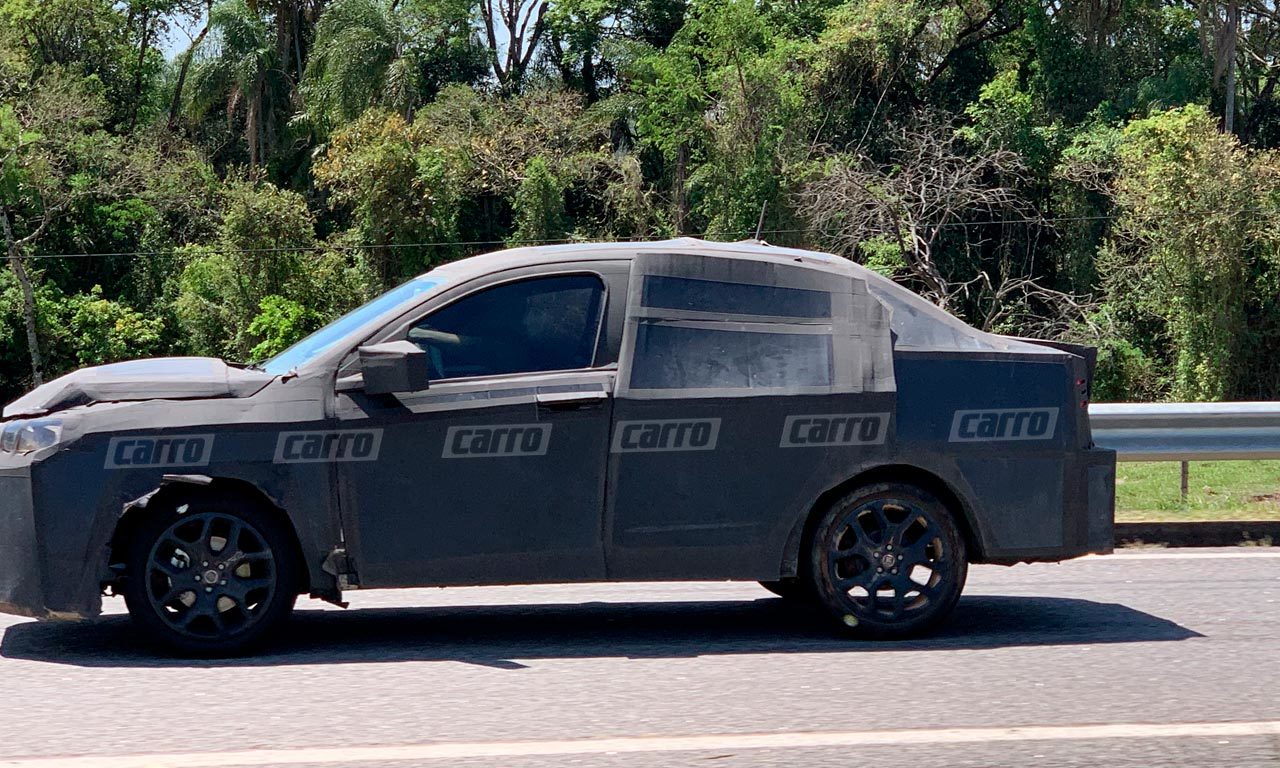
[1116,461,1280,522]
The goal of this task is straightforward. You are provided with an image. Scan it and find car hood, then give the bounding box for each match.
[3,357,275,418]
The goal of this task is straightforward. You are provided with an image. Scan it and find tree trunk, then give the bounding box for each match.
[168,6,212,130]
[1224,0,1239,133]
[674,142,688,235]
[127,8,153,132]
[582,47,597,103]
[1,208,44,387]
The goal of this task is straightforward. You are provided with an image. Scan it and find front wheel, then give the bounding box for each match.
[122,495,300,656]
[806,482,967,639]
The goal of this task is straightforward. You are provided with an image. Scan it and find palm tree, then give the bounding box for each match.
[302,0,423,131]
[186,0,291,167]
[302,0,486,133]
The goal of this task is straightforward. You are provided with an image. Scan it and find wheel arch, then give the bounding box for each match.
[107,476,312,594]
[778,464,985,578]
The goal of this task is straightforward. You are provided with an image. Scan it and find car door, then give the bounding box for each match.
[604,250,898,580]
[333,266,622,587]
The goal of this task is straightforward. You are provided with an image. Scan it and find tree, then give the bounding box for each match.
[480,0,549,91]
[172,179,373,360]
[630,0,817,236]
[185,0,290,167]
[1090,104,1280,400]
[799,112,1033,314]
[509,155,569,244]
[314,108,464,285]
[302,0,483,131]
[0,71,152,385]
[168,0,216,129]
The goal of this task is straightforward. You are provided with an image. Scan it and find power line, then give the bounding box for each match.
[9,208,1278,262]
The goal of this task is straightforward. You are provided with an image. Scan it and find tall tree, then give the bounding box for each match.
[0,72,146,385]
[480,0,549,91]
[185,0,289,167]
[302,0,482,131]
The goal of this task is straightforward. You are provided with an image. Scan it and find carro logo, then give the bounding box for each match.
[612,418,721,453]
[105,434,214,469]
[274,430,383,463]
[444,424,551,458]
[949,408,1059,442]
[780,413,889,448]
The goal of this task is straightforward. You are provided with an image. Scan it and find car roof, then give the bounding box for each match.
[424,238,852,280]
[423,238,1060,355]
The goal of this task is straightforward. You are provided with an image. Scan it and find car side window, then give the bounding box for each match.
[407,274,605,381]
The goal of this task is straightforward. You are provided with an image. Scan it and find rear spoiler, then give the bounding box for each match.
[1011,338,1098,385]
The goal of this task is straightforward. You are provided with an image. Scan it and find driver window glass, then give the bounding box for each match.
[408,274,604,381]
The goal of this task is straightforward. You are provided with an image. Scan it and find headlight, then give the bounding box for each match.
[0,419,63,454]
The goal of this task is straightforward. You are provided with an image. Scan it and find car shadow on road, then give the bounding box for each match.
[1,595,1201,668]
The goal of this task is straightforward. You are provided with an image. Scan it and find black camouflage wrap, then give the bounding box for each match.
[0,239,1115,619]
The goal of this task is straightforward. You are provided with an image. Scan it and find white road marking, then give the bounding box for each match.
[1081,550,1280,561]
[5,721,1280,767]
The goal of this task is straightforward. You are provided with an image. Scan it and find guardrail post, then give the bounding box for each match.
[1180,461,1189,501]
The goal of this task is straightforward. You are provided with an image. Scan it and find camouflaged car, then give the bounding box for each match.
[0,239,1116,654]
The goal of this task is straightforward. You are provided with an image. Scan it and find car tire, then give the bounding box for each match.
[122,493,300,656]
[806,482,967,639]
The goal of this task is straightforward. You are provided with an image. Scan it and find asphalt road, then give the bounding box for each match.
[1,548,1278,767]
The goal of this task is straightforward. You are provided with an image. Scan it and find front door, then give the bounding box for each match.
[335,272,615,587]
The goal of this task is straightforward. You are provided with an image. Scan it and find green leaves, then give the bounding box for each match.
[1095,104,1280,401]
[248,295,323,360]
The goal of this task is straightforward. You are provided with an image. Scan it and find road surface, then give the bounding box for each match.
[1,548,1278,767]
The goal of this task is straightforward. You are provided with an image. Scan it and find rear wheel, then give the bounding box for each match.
[806,482,967,639]
[122,495,299,656]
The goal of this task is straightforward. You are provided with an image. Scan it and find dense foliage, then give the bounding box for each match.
[4,0,1280,403]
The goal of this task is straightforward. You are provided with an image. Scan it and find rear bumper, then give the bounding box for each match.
[0,467,48,618]
[1082,447,1117,555]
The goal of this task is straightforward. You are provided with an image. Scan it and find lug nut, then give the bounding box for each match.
[202,561,209,567]
[220,580,227,586]
[218,564,225,571]
[877,567,883,573]
[205,587,212,593]
[891,568,898,575]
[886,545,893,551]
[897,554,904,560]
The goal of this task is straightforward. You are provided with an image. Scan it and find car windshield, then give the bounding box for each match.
[258,276,445,376]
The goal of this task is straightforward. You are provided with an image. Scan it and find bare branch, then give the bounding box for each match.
[798,110,1029,311]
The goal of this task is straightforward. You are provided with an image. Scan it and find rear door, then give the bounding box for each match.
[604,251,897,579]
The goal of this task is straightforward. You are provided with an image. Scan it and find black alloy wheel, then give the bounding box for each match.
[123,497,299,655]
[807,482,967,639]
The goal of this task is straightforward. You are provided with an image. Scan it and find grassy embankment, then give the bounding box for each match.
[1116,461,1280,522]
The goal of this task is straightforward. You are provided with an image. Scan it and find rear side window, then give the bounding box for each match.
[409,274,604,381]
[618,252,896,397]
[629,325,833,390]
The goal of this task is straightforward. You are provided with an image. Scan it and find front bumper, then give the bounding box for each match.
[0,466,48,618]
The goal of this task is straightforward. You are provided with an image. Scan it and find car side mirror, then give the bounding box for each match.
[358,340,430,395]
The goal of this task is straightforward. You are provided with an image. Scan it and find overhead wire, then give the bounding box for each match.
[8,207,1278,261]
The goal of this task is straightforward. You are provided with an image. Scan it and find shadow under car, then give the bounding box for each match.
[0,594,1202,668]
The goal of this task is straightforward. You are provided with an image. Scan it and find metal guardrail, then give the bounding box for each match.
[1089,402,1280,462]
